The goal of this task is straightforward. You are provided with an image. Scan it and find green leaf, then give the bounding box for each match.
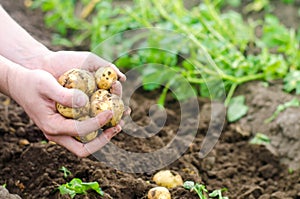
[183,181,195,190]
[59,166,72,178]
[264,98,300,123]
[283,70,300,94]
[227,95,248,122]
[250,133,270,145]
[58,178,104,198]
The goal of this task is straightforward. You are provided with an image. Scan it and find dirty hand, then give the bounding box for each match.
[8,58,124,157]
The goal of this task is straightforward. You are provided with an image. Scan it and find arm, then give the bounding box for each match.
[0,6,126,157]
[1,54,122,157]
[0,5,50,69]
[0,5,126,81]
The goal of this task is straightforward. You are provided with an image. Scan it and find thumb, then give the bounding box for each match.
[44,78,89,108]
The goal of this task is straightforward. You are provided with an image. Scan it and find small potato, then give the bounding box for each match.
[148,187,171,199]
[75,116,98,143]
[152,170,183,189]
[95,66,118,90]
[58,68,96,96]
[90,89,110,102]
[56,101,90,119]
[90,91,124,127]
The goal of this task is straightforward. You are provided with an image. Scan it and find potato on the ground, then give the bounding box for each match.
[90,91,124,127]
[148,187,171,199]
[95,66,118,90]
[152,170,183,189]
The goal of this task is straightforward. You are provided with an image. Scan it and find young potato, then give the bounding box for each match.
[58,68,96,96]
[56,101,90,119]
[152,170,183,189]
[148,187,171,199]
[95,66,118,90]
[75,116,98,143]
[90,90,124,127]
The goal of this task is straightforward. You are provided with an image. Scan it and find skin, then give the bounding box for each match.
[0,6,126,157]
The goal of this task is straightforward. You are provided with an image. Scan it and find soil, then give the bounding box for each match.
[1,0,300,199]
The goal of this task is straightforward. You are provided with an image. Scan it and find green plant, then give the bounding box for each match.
[32,0,300,113]
[58,178,104,198]
[183,181,208,199]
[2,184,6,188]
[264,98,300,123]
[250,133,271,145]
[227,95,249,122]
[183,181,229,199]
[59,166,72,178]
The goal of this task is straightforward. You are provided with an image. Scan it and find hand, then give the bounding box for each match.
[41,50,126,80]
[8,56,125,157]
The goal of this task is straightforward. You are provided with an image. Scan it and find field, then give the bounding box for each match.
[0,0,300,199]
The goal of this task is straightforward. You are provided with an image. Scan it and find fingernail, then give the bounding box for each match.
[75,93,88,107]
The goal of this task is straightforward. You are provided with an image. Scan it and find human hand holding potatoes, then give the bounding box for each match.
[56,66,125,143]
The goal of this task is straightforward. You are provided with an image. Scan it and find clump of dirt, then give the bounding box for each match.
[237,81,300,170]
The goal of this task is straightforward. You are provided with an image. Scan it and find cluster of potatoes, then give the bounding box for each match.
[56,67,124,142]
[148,170,184,199]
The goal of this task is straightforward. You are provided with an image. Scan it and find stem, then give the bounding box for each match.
[224,83,238,107]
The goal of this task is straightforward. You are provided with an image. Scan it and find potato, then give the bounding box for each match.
[58,68,96,96]
[56,100,90,119]
[75,116,98,143]
[90,90,124,127]
[152,170,183,189]
[95,66,118,90]
[56,67,125,142]
[148,187,171,199]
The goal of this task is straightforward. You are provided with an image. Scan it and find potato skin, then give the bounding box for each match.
[148,187,171,199]
[90,91,124,127]
[75,116,98,142]
[152,170,183,189]
[95,66,118,90]
[56,68,125,142]
[58,69,96,96]
[56,101,90,119]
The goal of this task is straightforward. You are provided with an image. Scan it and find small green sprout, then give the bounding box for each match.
[59,166,72,178]
[264,98,300,123]
[58,178,104,198]
[250,133,271,145]
[183,181,208,199]
[209,188,229,199]
[183,181,229,199]
[2,184,6,188]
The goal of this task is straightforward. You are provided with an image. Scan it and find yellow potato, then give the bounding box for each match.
[90,91,124,127]
[58,68,96,96]
[148,187,171,199]
[152,170,183,189]
[75,116,98,143]
[95,66,118,90]
[56,101,90,119]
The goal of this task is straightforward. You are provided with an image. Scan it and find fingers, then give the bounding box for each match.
[46,110,113,137]
[110,81,122,97]
[45,124,122,157]
[41,77,89,108]
[79,52,126,81]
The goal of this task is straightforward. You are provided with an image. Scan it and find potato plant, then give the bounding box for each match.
[56,67,124,142]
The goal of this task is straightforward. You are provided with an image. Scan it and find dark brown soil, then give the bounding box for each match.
[1,1,300,199]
